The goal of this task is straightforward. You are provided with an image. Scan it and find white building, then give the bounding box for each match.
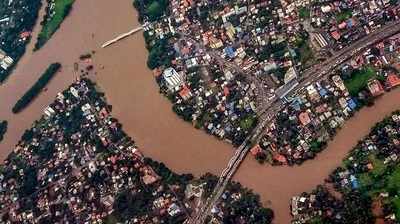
[0,49,14,71]
[163,67,183,92]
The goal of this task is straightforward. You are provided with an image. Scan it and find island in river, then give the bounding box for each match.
[1,0,400,223]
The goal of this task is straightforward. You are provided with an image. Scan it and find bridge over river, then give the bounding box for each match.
[101,26,143,48]
[98,18,400,224]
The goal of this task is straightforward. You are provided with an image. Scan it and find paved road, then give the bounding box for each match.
[187,20,400,224]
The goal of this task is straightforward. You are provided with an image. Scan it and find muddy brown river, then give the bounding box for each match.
[1,0,400,223]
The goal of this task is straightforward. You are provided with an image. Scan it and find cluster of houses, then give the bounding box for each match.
[253,74,354,165]
[0,79,187,223]
[0,0,37,77]
[0,49,14,71]
[291,111,400,223]
[0,78,272,223]
[308,0,400,51]
[252,32,400,165]
[142,0,321,146]
[139,0,400,151]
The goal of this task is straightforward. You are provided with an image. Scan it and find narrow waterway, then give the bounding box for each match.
[1,1,400,223]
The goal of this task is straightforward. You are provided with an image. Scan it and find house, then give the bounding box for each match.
[224,46,236,59]
[185,58,198,68]
[332,75,347,91]
[299,112,311,126]
[306,84,320,102]
[273,153,287,164]
[347,98,357,110]
[331,30,341,41]
[284,67,297,84]
[0,49,14,71]
[386,73,400,88]
[20,31,31,40]
[167,203,181,216]
[163,68,183,92]
[250,144,262,156]
[368,79,385,96]
[179,85,192,100]
[350,175,359,189]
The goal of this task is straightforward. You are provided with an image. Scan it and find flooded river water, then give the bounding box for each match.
[1,0,400,223]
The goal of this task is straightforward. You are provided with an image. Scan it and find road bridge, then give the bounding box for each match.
[101,26,143,48]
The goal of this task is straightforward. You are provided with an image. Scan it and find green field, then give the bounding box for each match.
[344,67,376,96]
[392,197,400,219]
[357,160,400,221]
[35,0,75,50]
[298,7,310,19]
[240,115,257,131]
[336,9,352,23]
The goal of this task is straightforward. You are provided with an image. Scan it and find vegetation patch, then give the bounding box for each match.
[336,9,353,23]
[0,121,7,143]
[295,37,314,65]
[146,37,173,69]
[298,7,310,19]
[12,63,61,113]
[344,66,376,96]
[133,0,169,22]
[34,0,75,50]
[240,115,258,131]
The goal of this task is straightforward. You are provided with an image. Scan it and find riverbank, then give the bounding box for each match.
[0,0,42,82]
[235,87,400,223]
[1,1,400,223]
[34,0,75,50]
[0,121,7,143]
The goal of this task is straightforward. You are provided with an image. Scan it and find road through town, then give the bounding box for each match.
[188,20,400,224]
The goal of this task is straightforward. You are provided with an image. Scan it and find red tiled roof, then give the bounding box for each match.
[20,31,31,39]
[299,112,311,126]
[250,144,262,156]
[179,85,192,100]
[223,86,230,96]
[331,31,341,40]
[338,22,346,29]
[273,153,287,164]
[386,73,400,88]
[368,80,384,96]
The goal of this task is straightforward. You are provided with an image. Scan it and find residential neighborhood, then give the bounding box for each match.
[0,0,41,81]
[291,111,400,223]
[0,78,272,223]
[135,0,400,159]
[253,32,400,165]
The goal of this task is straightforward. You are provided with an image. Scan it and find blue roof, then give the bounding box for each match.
[347,98,357,110]
[346,19,353,27]
[290,97,302,111]
[319,88,328,97]
[350,175,359,189]
[224,46,235,58]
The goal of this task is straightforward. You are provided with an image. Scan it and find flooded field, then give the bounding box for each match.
[1,0,400,223]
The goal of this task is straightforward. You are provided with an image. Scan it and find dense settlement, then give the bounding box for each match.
[0,79,273,223]
[0,0,41,82]
[291,111,400,224]
[134,0,400,165]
